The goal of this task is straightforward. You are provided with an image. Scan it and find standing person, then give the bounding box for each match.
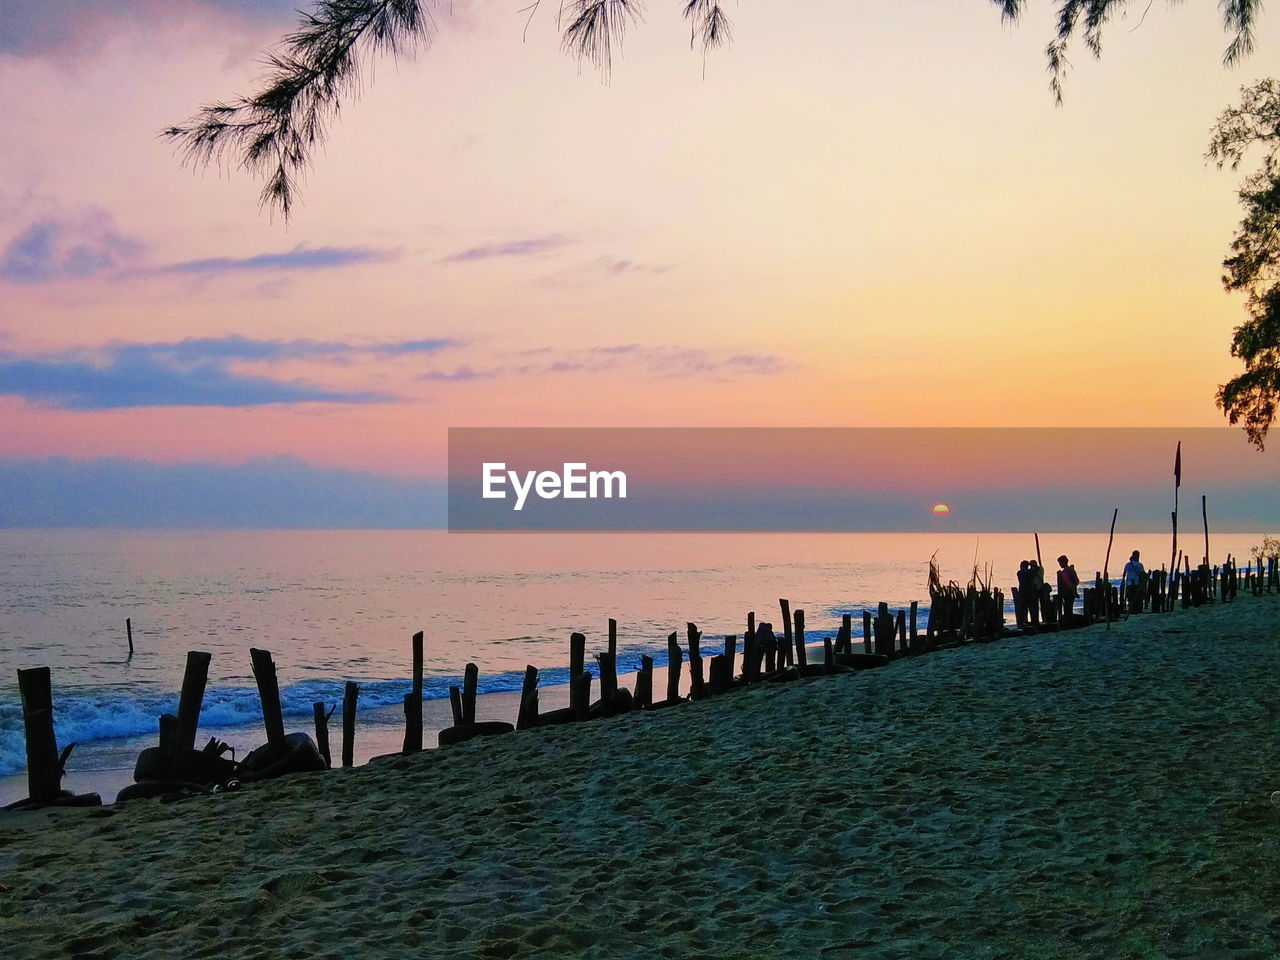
[1016,560,1033,624]
[1123,550,1146,614]
[1057,555,1080,619]
[1027,559,1044,625]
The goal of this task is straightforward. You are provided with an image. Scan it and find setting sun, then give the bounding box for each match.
[932,503,951,516]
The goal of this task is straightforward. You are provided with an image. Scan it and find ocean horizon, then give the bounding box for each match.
[1,528,1269,790]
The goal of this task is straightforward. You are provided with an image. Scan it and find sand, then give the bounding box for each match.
[2,595,1277,960]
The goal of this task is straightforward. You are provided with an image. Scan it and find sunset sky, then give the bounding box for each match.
[1,0,1277,524]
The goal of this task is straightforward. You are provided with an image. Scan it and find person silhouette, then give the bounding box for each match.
[1123,550,1145,614]
[1057,554,1080,619]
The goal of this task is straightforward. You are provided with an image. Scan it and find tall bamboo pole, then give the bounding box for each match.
[1103,508,1118,630]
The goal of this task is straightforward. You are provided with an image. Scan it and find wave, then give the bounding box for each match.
[0,650,677,776]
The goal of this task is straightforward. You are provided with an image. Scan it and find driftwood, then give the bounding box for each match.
[239,732,326,782]
[438,721,513,747]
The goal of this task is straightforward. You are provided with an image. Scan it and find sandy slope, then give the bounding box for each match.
[2,594,1277,960]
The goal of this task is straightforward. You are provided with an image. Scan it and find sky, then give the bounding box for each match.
[1,0,1277,526]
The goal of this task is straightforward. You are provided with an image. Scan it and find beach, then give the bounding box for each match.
[2,593,1277,960]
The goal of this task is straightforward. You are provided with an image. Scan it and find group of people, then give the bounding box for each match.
[1015,550,1147,619]
[1016,554,1083,619]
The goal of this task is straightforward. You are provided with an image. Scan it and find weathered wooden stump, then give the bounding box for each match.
[634,655,654,708]
[403,630,424,753]
[666,632,683,703]
[517,665,540,730]
[342,681,359,768]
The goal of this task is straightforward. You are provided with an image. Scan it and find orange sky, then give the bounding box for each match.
[2,0,1277,479]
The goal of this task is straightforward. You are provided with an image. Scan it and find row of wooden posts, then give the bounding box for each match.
[426,601,919,749]
[12,559,1278,807]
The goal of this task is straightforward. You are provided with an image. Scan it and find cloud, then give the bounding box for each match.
[0,335,460,409]
[0,356,392,410]
[164,244,394,275]
[0,1,299,57]
[371,338,461,356]
[539,256,674,284]
[418,344,791,385]
[111,335,459,364]
[419,365,497,382]
[0,215,143,283]
[441,235,571,263]
[0,456,446,528]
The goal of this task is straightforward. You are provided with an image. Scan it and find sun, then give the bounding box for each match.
[931,503,951,516]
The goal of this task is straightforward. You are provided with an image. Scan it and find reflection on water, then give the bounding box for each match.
[0,529,1267,775]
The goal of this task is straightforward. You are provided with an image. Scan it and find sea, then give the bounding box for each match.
[0,529,1268,802]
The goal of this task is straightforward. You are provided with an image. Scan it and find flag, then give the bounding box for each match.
[1174,441,1181,488]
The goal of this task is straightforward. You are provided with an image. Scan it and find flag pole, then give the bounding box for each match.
[1170,441,1181,606]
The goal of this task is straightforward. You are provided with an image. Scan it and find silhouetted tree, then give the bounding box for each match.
[161,1,1277,445]
[1209,78,1280,449]
[163,1,1261,218]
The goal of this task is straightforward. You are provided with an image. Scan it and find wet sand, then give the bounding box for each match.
[2,594,1277,959]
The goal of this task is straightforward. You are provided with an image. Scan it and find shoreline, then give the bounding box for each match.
[2,593,1277,958]
[0,594,1269,807]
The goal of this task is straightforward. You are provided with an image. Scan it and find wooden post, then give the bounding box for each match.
[1201,495,1210,570]
[862,610,873,655]
[895,609,906,654]
[249,648,286,751]
[666,632,682,702]
[875,603,895,657]
[1171,440,1181,590]
[570,632,586,684]
[126,617,134,658]
[839,613,852,654]
[747,611,756,639]
[403,630,424,753]
[342,681,358,768]
[909,601,919,646]
[779,599,793,668]
[793,609,807,668]
[1102,507,1118,629]
[462,662,478,725]
[158,713,178,760]
[18,667,61,804]
[572,671,592,722]
[708,654,727,695]
[687,622,705,699]
[448,686,463,726]
[743,631,761,682]
[517,666,539,730]
[823,636,834,671]
[635,655,654,708]
[176,650,211,750]
[723,634,736,680]
[608,618,617,661]
[762,625,776,674]
[598,652,618,705]
[313,702,332,768]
